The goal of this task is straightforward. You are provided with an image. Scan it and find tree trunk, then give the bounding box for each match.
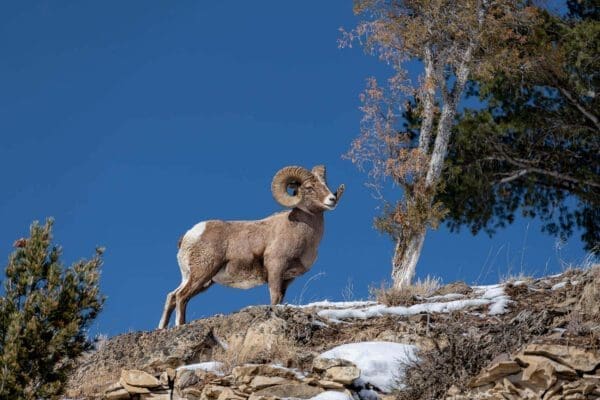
[418,46,436,153]
[393,46,474,289]
[391,228,426,289]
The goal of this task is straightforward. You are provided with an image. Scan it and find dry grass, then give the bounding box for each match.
[371,276,441,306]
[211,334,303,374]
[499,271,534,285]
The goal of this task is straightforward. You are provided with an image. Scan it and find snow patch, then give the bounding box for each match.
[320,341,418,393]
[552,281,567,290]
[307,391,353,400]
[291,300,377,309]
[176,361,224,375]
[313,284,512,322]
[317,298,491,321]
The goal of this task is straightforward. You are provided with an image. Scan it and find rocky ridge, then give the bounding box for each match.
[67,265,600,399]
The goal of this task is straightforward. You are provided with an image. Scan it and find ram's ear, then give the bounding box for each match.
[311,165,326,183]
[335,184,345,203]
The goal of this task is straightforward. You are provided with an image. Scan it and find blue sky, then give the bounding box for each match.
[0,1,589,337]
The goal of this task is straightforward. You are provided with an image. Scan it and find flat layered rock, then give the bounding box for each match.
[469,361,522,388]
[524,344,600,372]
[121,369,162,388]
[252,383,324,398]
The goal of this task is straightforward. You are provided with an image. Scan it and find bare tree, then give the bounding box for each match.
[343,0,538,288]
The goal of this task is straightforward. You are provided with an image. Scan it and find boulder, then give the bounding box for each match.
[119,378,151,394]
[323,365,360,385]
[121,369,161,388]
[317,379,345,389]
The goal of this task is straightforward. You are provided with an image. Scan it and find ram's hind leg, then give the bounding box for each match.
[159,268,193,329]
[175,273,214,326]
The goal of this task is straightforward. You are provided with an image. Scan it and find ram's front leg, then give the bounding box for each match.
[265,260,294,305]
[268,277,295,305]
[267,270,285,305]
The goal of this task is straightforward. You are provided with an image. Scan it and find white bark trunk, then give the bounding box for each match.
[394,46,474,288]
[418,46,436,153]
[426,45,472,186]
[391,229,426,289]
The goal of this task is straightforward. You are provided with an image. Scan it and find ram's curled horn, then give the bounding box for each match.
[271,166,315,208]
[311,165,326,183]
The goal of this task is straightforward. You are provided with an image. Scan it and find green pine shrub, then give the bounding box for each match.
[0,219,105,399]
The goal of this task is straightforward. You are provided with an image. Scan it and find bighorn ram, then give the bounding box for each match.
[159,165,344,328]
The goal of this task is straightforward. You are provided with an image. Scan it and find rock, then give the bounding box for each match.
[249,375,293,389]
[317,379,345,389]
[182,387,203,400]
[302,376,319,385]
[247,395,278,400]
[323,365,360,385]
[232,364,297,382]
[105,387,131,399]
[517,354,578,379]
[562,378,600,396]
[239,317,287,361]
[524,344,600,372]
[167,367,177,379]
[121,369,161,388]
[176,368,199,388]
[159,370,170,386]
[201,384,245,400]
[119,378,151,394]
[469,361,522,388]
[312,357,354,372]
[140,391,171,399]
[252,383,324,398]
[105,382,132,399]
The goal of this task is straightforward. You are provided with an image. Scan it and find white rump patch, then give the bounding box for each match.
[186,221,207,242]
[177,221,207,282]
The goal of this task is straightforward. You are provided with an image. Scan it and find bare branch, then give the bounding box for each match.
[499,169,529,184]
[558,86,600,131]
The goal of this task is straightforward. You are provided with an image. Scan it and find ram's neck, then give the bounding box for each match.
[288,208,324,236]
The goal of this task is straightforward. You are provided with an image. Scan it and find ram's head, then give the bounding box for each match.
[272,165,345,212]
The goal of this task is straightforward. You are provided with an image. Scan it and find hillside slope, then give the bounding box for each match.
[67,266,600,399]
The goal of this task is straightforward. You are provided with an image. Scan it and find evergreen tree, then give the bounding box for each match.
[0,219,105,399]
[440,0,599,252]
